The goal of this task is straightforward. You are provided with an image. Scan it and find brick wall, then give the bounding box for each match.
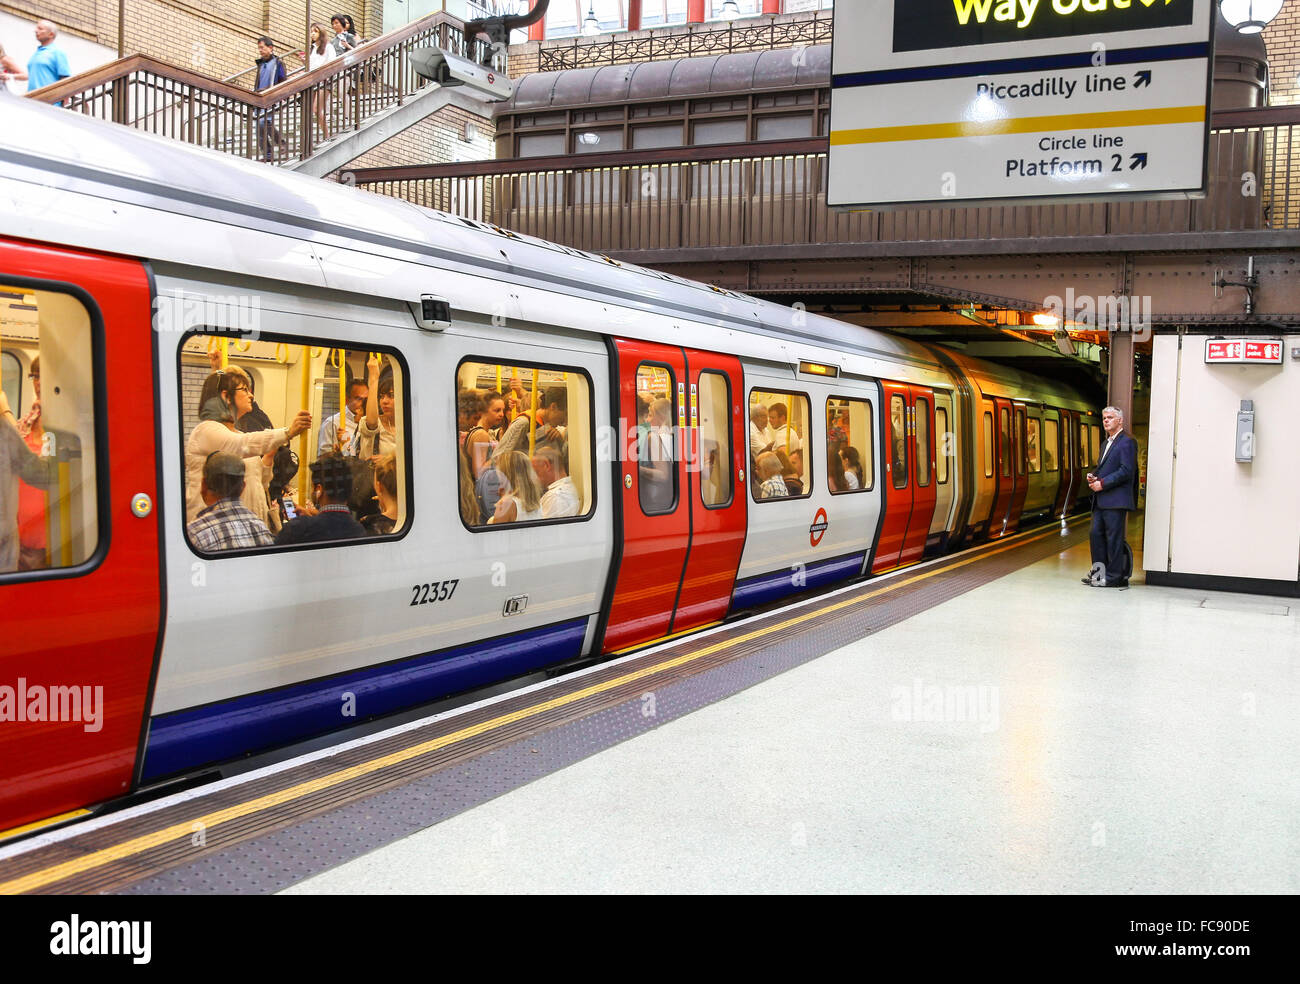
[1264,1,1300,107]
[344,100,493,169]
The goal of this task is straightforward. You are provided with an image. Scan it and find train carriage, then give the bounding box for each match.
[0,99,1094,835]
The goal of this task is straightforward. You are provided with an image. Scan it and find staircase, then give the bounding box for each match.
[26,12,501,174]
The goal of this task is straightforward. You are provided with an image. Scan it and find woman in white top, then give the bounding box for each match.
[356,355,397,460]
[308,23,336,141]
[487,450,544,524]
[185,372,311,524]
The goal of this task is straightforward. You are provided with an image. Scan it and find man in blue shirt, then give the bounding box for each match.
[27,20,70,93]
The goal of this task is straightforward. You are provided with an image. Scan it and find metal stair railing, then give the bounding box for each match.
[26,11,491,166]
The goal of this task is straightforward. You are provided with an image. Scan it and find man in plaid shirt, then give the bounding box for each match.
[187,451,275,551]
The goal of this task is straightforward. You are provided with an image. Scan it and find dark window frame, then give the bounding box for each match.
[0,276,110,586]
[826,394,874,494]
[749,386,813,503]
[696,369,735,511]
[936,405,950,485]
[636,360,680,517]
[916,396,932,488]
[889,393,909,490]
[456,354,599,534]
[179,328,415,559]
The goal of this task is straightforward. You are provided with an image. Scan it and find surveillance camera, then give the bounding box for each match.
[410,47,513,101]
[409,294,452,332]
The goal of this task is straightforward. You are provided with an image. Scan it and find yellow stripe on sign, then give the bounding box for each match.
[830,105,1206,146]
[0,519,1083,895]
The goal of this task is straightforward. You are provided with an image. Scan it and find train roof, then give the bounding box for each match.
[3,99,1090,408]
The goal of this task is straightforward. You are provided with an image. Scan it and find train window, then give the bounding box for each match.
[0,285,101,576]
[457,359,593,528]
[1089,425,1101,466]
[636,363,677,516]
[1043,418,1059,472]
[999,408,1011,478]
[935,407,950,485]
[915,397,932,487]
[1027,418,1042,473]
[827,396,872,493]
[1079,421,1090,467]
[180,333,410,554]
[890,395,907,490]
[982,410,993,478]
[1015,408,1027,476]
[750,388,811,500]
[697,371,733,509]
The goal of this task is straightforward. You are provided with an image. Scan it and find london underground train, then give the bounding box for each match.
[0,100,1100,835]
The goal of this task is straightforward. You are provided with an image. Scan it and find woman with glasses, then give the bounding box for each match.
[185,367,311,529]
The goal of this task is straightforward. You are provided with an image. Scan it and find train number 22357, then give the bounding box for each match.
[410,579,459,606]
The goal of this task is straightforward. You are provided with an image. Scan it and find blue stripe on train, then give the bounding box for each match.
[142,617,590,782]
[730,552,865,611]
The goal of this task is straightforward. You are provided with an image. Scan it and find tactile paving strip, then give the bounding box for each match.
[1,521,1087,895]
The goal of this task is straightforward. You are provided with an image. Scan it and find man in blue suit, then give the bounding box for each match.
[1083,406,1139,588]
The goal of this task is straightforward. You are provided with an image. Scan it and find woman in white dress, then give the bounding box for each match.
[308,23,336,142]
[487,450,544,525]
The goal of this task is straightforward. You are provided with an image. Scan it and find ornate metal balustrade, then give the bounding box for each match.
[538,13,833,72]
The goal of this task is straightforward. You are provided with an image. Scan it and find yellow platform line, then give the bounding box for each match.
[830,105,1206,147]
[0,519,1083,895]
[0,809,91,845]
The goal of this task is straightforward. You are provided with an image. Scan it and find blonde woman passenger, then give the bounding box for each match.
[487,450,543,524]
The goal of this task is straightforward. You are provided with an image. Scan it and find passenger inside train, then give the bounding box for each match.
[0,286,100,576]
[456,360,592,528]
[180,334,411,553]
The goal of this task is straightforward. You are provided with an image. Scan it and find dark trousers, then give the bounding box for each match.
[1089,508,1129,585]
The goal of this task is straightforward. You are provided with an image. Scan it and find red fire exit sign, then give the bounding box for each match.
[1204,339,1284,364]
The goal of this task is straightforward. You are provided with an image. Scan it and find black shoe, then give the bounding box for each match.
[1100,580,1129,588]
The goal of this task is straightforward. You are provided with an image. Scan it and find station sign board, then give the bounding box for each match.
[1204,339,1284,365]
[828,0,1216,209]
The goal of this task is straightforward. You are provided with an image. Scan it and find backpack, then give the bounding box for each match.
[267,446,299,501]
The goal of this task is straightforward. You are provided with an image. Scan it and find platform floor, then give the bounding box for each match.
[283,535,1299,894]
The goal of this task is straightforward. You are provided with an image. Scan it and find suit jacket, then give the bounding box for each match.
[1091,430,1138,511]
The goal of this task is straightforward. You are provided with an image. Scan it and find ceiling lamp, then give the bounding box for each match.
[721,0,742,21]
[1219,0,1284,34]
[583,5,600,36]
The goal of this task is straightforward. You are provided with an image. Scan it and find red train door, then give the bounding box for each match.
[601,340,745,653]
[1062,410,1082,514]
[871,381,912,572]
[1006,403,1031,532]
[986,397,1016,538]
[898,388,937,566]
[0,240,161,834]
[673,350,746,633]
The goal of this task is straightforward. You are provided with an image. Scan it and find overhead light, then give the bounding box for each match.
[576,132,601,145]
[721,0,741,21]
[463,121,478,142]
[1032,313,1060,328]
[583,5,600,36]
[1219,0,1284,34]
